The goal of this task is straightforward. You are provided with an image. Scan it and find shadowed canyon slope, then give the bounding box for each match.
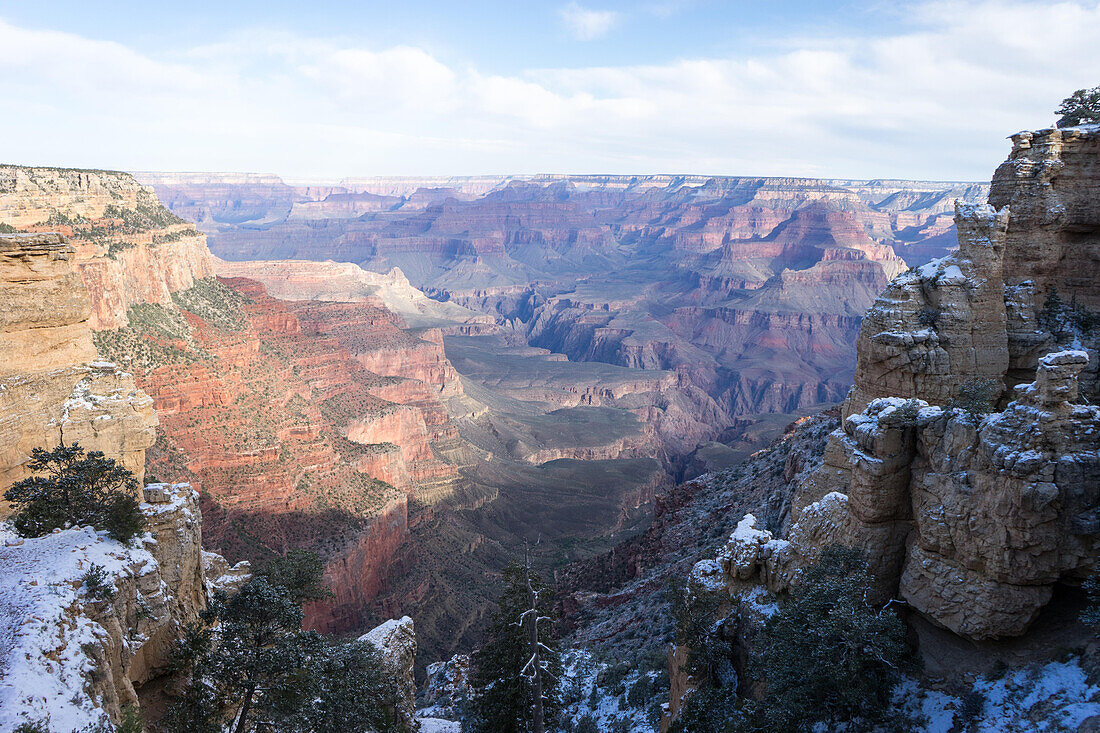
[139,172,988,474]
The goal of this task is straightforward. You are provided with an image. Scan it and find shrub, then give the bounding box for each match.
[627,674,652,708]
[4,444,145,542]
[880,399,923,429]
[13,720,50,733]
[575,714,599,733]
[1039,287,1099,340]
[1057,86,1100,127]
[1081,570,1100,629]
[916,306,940,328]
[116,705,144,733]
[81,563,116,602]
[958,690,986,729]
[259,548,333,606]
[748,546,915,731]
[948,378,999,418]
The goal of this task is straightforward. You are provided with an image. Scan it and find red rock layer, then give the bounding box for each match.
[120,277,462,634]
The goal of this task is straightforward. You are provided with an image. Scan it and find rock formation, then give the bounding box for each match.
[361,616,418,731]
[143,171,989,445]
[0,165,215,331]
[711,124,1100,642]
[0,233,157,496]
[0,483,244,731]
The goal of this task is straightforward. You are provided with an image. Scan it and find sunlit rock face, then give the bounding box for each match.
[0,233,157,497]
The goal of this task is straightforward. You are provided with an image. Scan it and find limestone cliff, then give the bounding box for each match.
[0,233,157,496]
[0,164,215,330]
[711,125,1100,643]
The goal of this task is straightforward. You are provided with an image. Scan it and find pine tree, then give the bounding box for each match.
[1057,86,1100,127]
[469,558,563,733]
[259,548,334,606]
[4,443,145,542]
[165,555,402,732]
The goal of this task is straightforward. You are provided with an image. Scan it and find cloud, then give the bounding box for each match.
[559,3,621,40]
[1,1,1099,178]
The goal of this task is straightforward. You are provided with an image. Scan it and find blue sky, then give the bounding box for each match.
[1,1,1099,180]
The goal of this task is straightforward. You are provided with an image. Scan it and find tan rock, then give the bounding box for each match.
[361,616,419,731]
[0,234,158,501]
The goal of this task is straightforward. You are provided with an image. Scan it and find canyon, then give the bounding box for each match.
[140,171,989,476]
[549,124,1099,731]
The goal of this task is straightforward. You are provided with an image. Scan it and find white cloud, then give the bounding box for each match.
[1,1,1099,179]
[559,3,621,40]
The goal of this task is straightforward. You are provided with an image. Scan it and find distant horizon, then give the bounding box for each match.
[4,163,990,187]
[3,1,1099,181]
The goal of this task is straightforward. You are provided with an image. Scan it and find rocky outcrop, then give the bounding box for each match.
[0,483,239,731]
[361,616,418,731]
[845,203,1011,415]
[990,125,1100,309]
[719,125,1100,642]
[0,233,157,496]
[0,165,216,331]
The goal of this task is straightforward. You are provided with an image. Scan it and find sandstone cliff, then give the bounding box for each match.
[0,233,157,496]
[0,165,215,330]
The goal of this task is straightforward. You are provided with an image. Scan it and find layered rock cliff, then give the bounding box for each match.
[0,165,215,331]
[0,233,157,496]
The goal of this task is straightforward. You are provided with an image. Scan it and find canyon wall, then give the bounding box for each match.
[143,171,989,458]
[0,164,215,330]
[0,233,157,495]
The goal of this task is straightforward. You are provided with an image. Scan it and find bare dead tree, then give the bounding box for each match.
[516,542,555,733]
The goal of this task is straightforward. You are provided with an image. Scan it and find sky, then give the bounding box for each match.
[1,0,1099,181]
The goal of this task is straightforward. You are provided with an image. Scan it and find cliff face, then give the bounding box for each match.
[0,483,244,731]
[716,125,1100,643]
[0,233,157,495]
[0,164,216,330]
[93,274,468,634]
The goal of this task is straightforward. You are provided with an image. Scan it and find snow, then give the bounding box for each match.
[559,650,659,733]
[0,524,159,732]
[689,559,726,592]
[417,717,461,733]
[895,658,1100,732]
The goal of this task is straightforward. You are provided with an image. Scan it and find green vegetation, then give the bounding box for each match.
[0,221,17,233]
[469,561,563,733]
[166,552,401,733]
[3,444,145,542]
[672,547,915,733]
[171,277,253,331]
[258,548,334,606]
[1057,86,1100,127]
[81,563,116,603]
[948,378,999,419]
[1081,570,1100,630]
[1038,287,1099,340]
[880,398,924,428]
